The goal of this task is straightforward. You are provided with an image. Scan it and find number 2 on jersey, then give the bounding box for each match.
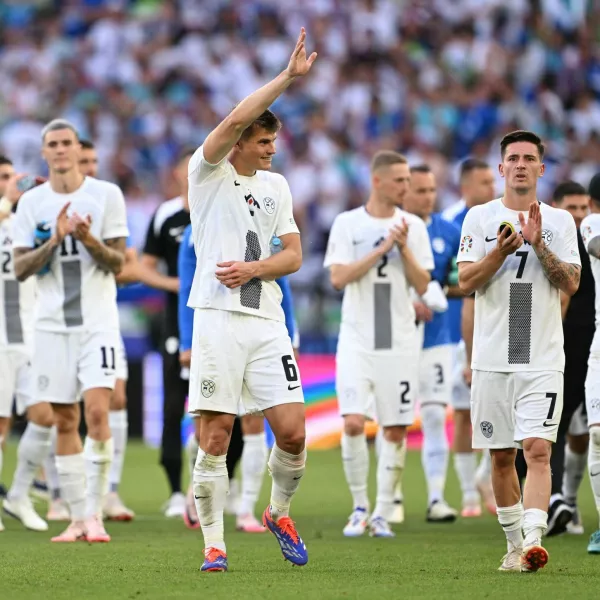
[1,250,10,274]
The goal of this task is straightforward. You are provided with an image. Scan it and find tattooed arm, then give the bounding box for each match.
[13,242,58,282]
[533,243,580,296]
[82,236,126,275]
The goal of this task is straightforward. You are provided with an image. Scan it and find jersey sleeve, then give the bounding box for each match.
[323,215,353,267]
[143,211,164,258]
[275,178,300,238]
[11,195,36,248]
[456,207,485,263]
[187,144,230,187]
[178,225,195,352]
[102,184,130,240]
[581,215,600,253]
[555,212,581,266]
[276,276,296,342]
[408,217,434,270]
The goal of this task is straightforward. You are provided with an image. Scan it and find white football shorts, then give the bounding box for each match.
[32,329,119,404]
[0,348,33,417]
[419,344,453,406]
[115,333,128,381]
[336,347,418,427]
[471,369,564,449]
[451,341,471,410]
[585,354,600,427]
[188,309,304,416]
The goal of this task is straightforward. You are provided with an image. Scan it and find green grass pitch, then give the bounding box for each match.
[1,442,599,599]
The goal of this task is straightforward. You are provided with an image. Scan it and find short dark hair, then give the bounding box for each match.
[459,158,489,182]
[552,181,587,204]
[80,139,95,150]
[239,109,282,141]
[0,154,12,167]
[589,173,600,203]
[410,164,432,174]
[371,150,408,173]
[500,130,545,160]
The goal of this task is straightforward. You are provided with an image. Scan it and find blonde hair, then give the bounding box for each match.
[370,150,408,173]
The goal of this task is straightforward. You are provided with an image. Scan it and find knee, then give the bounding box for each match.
[383,425,406,445]
[85,404,108,431]
[491,449,517,472]
[27,402,54,428]
[275,426,306,455]
[242,415,264,436]
[523,438,551,466]
[202,417,234,456]
[55,412,78,435]
[110,383,127,411]
[344,415,366,437]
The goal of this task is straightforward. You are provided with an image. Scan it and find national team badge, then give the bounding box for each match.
[201,379,216,398]
[541,229,553,245]
[460,235,473,253]
[264,197,276,215]
[583,225,592,245]
[38,375,49,391]
[480,421,493,439]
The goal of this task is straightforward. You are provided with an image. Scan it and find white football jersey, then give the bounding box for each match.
[12,177,129,333]
[581,213,600,352]
[458,198,580,372]
[324,206,434,354]
[187,146,299,322]
[0,214,36,349]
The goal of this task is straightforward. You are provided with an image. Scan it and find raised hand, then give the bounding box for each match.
[390,219,409,251]
[518,202,542,248]
[285,28,317,78]
[71,212,93,242]
[55,202,73,243]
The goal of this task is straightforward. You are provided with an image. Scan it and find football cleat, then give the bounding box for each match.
[426,500,458,523]
[51,521,87,543]
[262,505,308,566]
[566,506,584,535]
[588,530,600,554]
[498,548,522,572]
[389,499,405,524]
[3,496,48,531]
[163,492,186,518]
[47,499,70,521]
[521,541,549,572]
[343,507,369,537]
[201,547,228,572]
[546,498,573,537]
[236,513,267,533]
[103,492,135,522]
[369,516,395,538]
[85,515,111,543]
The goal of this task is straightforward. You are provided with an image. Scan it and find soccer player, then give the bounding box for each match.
[579,172,600,554]
[458,130,581,572]
[141,149,192,518]
[325,151,433,538]
[403,164,460,522]
[11,119,129,542]
[0,158,37,532]
[443,159,496,516]
[178,224,298,532]
[186,29,316,572]
[542,181,594,536]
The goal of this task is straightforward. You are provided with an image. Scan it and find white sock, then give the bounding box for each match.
[193,450,229,553]
[523,508,548,545]
[497,502,524,551]
[373,437,406,521]
[185,432,199,479]
[238,432,268,517]
[108,410,127,493]
[56,453,86,521]
[476,449,492,481]
[8,422,52,500]
[563,444,587,504]
[454,452,478,504]
[420,404,449,505]
[45,426,60,500]
[589,427,600,528]
[341,433,369,510]
[268,444,306,521]
[84,437,114,518]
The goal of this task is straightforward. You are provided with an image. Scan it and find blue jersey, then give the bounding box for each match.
[423,214,461,349]
[177,225,297,352]
[442,201,468,343]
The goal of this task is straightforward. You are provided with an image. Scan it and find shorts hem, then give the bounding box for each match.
[472,442,520,450]
[80,382,116,394]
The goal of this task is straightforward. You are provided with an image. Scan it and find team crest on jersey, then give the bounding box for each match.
[244,192,261,217]
[541,229,553,245]
[432,237,445,254]
[590,398,600,412]
[201,379,216,398]
[264,197,276,215]
[583,225,592,245]
[480,421,493,439]
[38,375,49,392]
[460,235,473,253]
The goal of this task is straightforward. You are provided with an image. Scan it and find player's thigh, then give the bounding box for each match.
[243,317,304,413]
[471,370,516,449]
[335,346,372,418]
[513,370,564,443]
[188,309,245,416]
[115,333,128,382]
[420,345,453,405]
[32,330,78,403]
[0,350,18,418]
[585,356,600,427]
[451,341,471,411]
[78,330,119,395]
[373,353,418,427]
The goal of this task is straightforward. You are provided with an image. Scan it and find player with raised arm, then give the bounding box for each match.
[457,130,581,572]
[403,164,460,523]
[579,172,600,554]
[11,119,129,543]
[186,29,316,572]
[325,151,433,538]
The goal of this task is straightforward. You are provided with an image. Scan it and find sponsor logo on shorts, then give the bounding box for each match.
[288,384,301,391]
[264,197,276,215]
[480,421,493,439]
[38,375,49,392]
[201,379,216,398]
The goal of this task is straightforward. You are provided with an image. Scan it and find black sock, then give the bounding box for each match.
[162,458,182,494]
[226,417,244,480]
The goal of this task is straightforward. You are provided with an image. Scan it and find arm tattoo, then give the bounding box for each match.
[534,244,581,293]
[83,236,126,274]
[588,236,600,260]
[13,243,57,281]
